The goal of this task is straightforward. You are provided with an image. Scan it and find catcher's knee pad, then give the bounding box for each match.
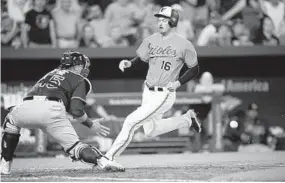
[2,113,21,135]
[66,141,103,165]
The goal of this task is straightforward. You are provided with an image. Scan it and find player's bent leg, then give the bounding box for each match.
[44,121,100,166]
[102,90,173,172]
[105,92,171,160]
[1,114,21,175]
[143,110,201,138]
[103,92,172,160]
[143,114,163,138]
[43,114,97,165]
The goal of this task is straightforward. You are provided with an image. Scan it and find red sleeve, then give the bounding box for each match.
[71,81,87,104]
[66,72,93,117]
[68,81,87,117]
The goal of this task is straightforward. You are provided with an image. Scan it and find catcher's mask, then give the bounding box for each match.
[60,50,91,77]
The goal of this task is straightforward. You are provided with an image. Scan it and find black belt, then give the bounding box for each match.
[145,82,166,92]
[24,96,62,102]
[148,87,164,91]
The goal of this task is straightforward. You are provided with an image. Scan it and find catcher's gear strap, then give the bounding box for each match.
[178,64,199,85]
[68,70,92,95]
[66,141,81,155]
[83,77,92,95]
[1,132,20,161]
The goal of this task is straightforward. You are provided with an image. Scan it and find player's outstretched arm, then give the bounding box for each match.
[118,56,144,72]
[68,90,110,137]
[67,78,111,137]
[86,118,110,138]
[68,100,110,137]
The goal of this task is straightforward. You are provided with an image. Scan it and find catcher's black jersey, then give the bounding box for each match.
[26,69,92,108]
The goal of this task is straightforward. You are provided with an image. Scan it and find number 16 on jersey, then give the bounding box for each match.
[161,61,171,71]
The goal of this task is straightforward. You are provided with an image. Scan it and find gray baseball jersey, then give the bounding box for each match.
[136,33,198,87]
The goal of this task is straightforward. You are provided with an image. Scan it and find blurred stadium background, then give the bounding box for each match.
[1,0,285,180]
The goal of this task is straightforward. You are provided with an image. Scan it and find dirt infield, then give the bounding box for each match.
[2,151,285,182]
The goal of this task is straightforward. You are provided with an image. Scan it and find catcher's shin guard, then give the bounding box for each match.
[1,132,20,161]
[1,114,21,161]
[79,145,104,165]
[66,141,103,165]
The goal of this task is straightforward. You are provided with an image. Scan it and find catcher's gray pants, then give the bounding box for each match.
[4,99,80,152]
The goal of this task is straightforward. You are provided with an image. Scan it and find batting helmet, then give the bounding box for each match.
[154,6,179,27]
[60,50,91,77]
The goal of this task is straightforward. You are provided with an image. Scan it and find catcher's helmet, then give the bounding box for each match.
[154,6,179,27]
[60,50,91,77]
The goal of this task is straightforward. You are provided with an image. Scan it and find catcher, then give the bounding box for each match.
[0,50,125,175]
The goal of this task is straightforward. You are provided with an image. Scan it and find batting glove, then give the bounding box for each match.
[90,118,111,137]
[119,60,132,72]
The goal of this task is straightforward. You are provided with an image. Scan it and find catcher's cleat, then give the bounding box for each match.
[186,110,202,133]
[97,156,125,172]
[0,157,12,175]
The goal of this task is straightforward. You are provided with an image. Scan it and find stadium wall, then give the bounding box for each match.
[2,47,285,82]
[2,47,285,127]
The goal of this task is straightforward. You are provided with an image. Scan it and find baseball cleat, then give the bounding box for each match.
[97,156,125,172]
[0,157,12,175]
[186,110,202,133]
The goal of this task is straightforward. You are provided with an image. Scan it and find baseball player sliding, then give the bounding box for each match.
[0,50,124,175]
[98,6,201,171]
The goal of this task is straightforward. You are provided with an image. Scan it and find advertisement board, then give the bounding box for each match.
[218,78,285,127]
[2,77,284,127]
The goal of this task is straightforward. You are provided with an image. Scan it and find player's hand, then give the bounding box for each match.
[166,81,181,92]
[90,118,111,137]
[119,60,132,72]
